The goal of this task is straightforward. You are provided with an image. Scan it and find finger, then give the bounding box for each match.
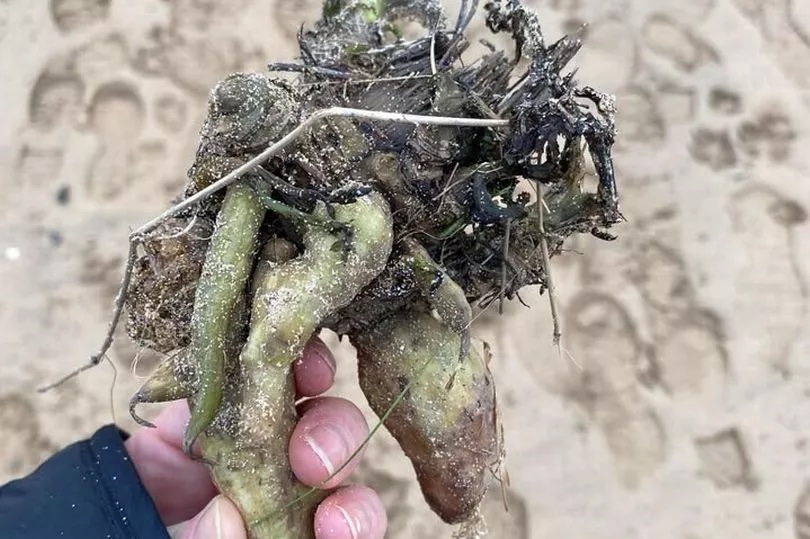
[168,495,247,539]
[314,485,387,539]
[125,400,217,525]
[294,336,337,398]
[288,397,368,488]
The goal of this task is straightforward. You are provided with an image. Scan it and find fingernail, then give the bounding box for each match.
[337,505,360,539]
[316,497,379,539]
[310,342,336,375]
[193,497,222,539]
[304,424,352,477]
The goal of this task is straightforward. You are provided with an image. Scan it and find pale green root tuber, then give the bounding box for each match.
[129,349,195,427]
[184,182,266,454]
[199,191,393,538]
[401,237,472,364]
[353,310,498,524]
[131,191,393,538]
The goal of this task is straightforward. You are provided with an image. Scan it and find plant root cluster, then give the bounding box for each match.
[124,1,622,537]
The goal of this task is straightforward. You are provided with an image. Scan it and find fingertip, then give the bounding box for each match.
[289,397,368,488]
[295,337,337,397]
[178,495,247,539]
[315,485,387,539]
[125,400,215,524]
[146,399,205,458]
[150,399,191,444]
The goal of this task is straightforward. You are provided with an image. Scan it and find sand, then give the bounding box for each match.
[1,0,809,537]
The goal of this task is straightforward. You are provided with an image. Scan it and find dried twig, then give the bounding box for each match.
[536,186,562,347]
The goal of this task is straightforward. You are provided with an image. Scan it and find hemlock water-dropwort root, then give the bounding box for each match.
[57,1,625,537]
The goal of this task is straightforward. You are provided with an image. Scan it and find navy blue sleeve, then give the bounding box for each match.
[0,425,170,539]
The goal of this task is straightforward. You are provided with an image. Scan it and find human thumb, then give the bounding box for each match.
[169,495,248,539]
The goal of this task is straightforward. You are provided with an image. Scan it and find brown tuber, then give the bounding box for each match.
[355,310,497,523]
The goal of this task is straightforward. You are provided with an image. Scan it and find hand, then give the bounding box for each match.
[124,337,387,539]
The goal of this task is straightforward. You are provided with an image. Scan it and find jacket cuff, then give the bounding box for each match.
[0,425,170,539]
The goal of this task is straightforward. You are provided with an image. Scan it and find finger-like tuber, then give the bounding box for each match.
[184,182,266,454]
[199,192,393,538]
[354,310,498,523]
[129,349,195,427]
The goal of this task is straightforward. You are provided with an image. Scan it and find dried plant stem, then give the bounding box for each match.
[537,189,562,346]
[37,242,138,392]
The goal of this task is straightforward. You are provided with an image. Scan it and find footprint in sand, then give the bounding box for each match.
[154,94,189,134]
[630,238,729,399]
[15,145,65,194]
[0,393,56,478]
[694,427,758,491]
[615,85,667,148]
[708,86,743,116]
[50,0,111,33]
[729,183,808,375]
[14,58,84,208]
[632,239,695,321]
[689,127,737,171]
[73,33,129,83]
[574,17,637,93]
[561,290,668,489]
[85,81,146,201]
[28,57,84,134]
[789,0,810,48]
[133,27,250,97]
[736,107,796,163]
[731,0,810,90]
[652,311,727,398]
[131,0,262,97]
[795,482,810,539]
[640,13,719,74]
